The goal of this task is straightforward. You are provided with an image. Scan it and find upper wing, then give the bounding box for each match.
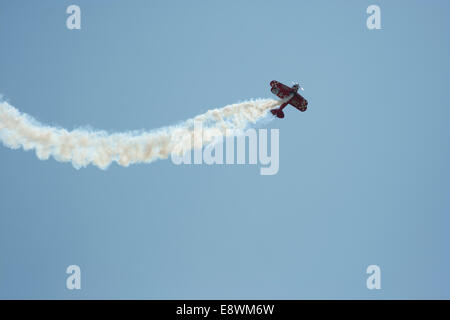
[270,81,292,99]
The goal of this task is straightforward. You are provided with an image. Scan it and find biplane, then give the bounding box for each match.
[270,80,308,118]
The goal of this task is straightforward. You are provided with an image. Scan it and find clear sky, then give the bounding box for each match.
[0,0,449,299]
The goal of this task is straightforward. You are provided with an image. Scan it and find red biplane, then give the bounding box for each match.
[270,80,308,118]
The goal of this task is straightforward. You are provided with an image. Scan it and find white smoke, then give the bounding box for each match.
[0,98,280,169]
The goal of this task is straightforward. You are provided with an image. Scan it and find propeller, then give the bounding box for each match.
[292,82,304,91]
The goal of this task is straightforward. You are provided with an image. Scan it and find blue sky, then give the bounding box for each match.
[0,0,449,299]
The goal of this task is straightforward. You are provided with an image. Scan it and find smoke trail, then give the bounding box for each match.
[0,98,280,169]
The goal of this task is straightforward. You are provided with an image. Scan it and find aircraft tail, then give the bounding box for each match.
[270,108,285,118]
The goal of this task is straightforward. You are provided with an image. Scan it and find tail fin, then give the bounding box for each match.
[271,108,285,118]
